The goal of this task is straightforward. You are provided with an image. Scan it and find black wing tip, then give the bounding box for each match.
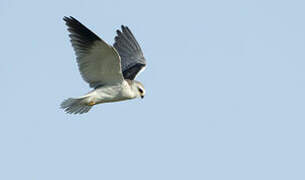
[115,25,128,34]
[63,16,74,22]
[119,25,131,33]
[123,63,146,80]
[121,25,129,32]
[116,29,122,35]
[63,16,101,49]
[115,25,133,36]
[63,16,82,27]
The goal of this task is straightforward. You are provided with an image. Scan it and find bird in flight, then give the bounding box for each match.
[60,16,146,114]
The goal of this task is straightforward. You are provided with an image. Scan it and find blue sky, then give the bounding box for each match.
[1,0,305,179]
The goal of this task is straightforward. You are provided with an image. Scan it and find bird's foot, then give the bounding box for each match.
[88,101,95,106]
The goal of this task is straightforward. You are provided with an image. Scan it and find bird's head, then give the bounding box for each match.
[132,80,145,99]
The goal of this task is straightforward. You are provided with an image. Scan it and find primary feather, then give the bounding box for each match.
[61,17,147,114]
[114,25,146,80]
[63,16,124,88]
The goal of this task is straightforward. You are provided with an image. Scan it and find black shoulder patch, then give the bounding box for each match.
[123,63,145,80]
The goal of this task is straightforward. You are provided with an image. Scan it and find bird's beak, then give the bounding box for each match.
[141,95,144,99]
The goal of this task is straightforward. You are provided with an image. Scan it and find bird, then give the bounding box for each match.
[60,16,146,114]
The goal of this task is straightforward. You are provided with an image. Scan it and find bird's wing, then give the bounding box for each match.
[64,16,124,88]
[113,25,146,80]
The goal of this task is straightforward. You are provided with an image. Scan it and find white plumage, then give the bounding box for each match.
[60,16,146,114]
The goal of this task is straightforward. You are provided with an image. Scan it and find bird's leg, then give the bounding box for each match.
[88,101,96,106]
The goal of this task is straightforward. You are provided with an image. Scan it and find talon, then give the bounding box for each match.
[88,101,95,106]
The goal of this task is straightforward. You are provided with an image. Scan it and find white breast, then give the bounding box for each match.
[86,81,136,104]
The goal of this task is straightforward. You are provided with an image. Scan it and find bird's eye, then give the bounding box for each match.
[138,88,143,94]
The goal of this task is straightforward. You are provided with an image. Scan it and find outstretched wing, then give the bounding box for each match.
[113,25,146,80]
[64,16,124,88]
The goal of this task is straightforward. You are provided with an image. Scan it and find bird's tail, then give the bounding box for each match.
[60,97,92,114]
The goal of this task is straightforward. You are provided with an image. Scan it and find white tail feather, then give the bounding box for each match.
[60,97,92,114]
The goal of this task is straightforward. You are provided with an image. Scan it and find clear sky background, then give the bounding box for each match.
[1,0,305,179]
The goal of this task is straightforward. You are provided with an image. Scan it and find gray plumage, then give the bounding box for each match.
[61,16,147,114]
[63,16,123,88]
[114,25,146,80]
[61,97,92,114]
